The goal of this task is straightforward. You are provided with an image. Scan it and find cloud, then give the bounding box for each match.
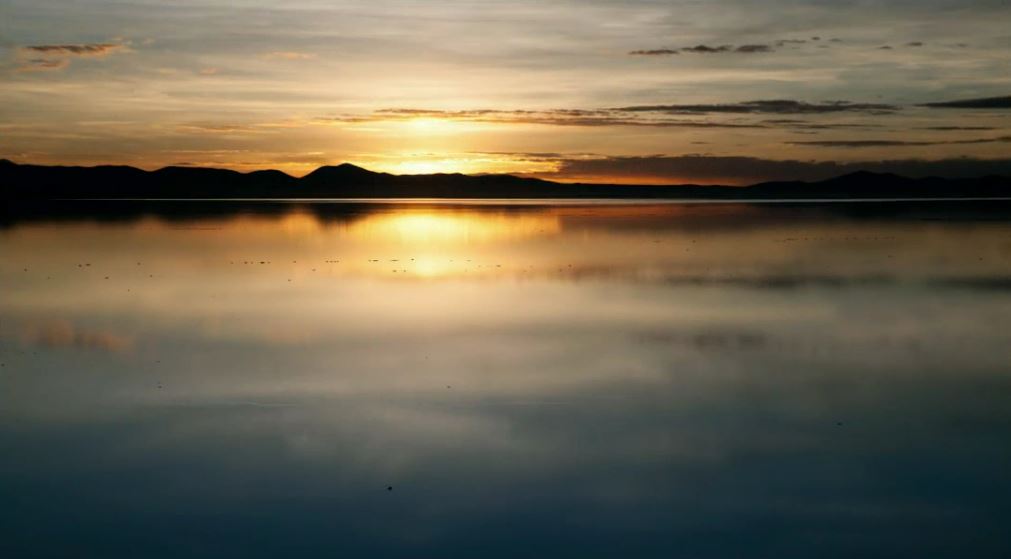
[921,126,996,131]
[790,140,939,148]
[679,43,772,53]
[317,99,904,130]
[16,58,70,72]
[21,43,125,57]
[175,121,297,135]
[614,100,898,115]
[631,44,777,55]
[761,119,883,130]
[735,44,774,53]
[317,108,769,128]
[535,155,1011,184]
[789,137,1011,148]
[682,44,734,54]
[262,51,316,60]
[878,42,929,50]
[922,96,1011,109]
[629,49,680,56]
[176,123,258,134]
[16,42,127,72]
[467,151,601,160]
[630,38,837,56]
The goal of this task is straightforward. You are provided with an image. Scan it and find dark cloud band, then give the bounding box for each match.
[614,100,898,115]
[537,155,1011,184]
[630,43,776,55]
[789,137,1011,148]
[923,96,1011,109]
[22,43,124,56]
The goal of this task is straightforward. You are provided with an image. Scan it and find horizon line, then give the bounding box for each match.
[8,158,1010,189]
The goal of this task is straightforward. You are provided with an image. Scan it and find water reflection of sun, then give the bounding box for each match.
[347,212,560,244]
[411,256,456,278]
[277,212,325,236]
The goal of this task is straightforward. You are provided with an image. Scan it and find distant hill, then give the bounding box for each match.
[2,159,1009,200]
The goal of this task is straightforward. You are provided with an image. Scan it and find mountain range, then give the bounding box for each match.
[2,159,1009,200]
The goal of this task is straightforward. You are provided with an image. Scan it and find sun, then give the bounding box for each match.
[400,117,464,136]
[395,160,451,175]
[406,118,443,131]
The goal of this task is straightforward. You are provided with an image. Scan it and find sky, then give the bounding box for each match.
[2,0,1011,184]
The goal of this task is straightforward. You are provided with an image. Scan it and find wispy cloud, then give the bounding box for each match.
[921,126,996,131]
[16,42,128,71]
[629,36,849,57]
[16,58,71,72]
[629,37,938,57]
[175,120,297,135]
[317,108,769,128]
[775,39,811,46]
[262,51,316,60]
[22,43,125,56]
[315,99,902,130]
[735,44,774,53]
[631,43,777,55]
[788,137,1011,148]
[629,48,681,56]
[614,100,898,115]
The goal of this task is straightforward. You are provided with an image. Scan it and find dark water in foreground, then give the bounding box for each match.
[2,200,1010,558]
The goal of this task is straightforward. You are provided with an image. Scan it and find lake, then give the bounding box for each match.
[1,200,1010,558]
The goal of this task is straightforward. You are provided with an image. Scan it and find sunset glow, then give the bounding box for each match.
[2,1,1010,184]
[4,3,1011,556]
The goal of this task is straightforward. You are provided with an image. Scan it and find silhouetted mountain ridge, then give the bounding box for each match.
[303,163,385,183]
[2,160,1009,200]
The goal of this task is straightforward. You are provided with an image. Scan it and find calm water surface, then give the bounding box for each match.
[2,201,1010,558]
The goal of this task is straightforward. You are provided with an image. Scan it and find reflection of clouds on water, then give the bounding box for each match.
[931,276,1011,291]
[15,320,133,352]
[635,329,768,350]
[1,202,1010,557]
